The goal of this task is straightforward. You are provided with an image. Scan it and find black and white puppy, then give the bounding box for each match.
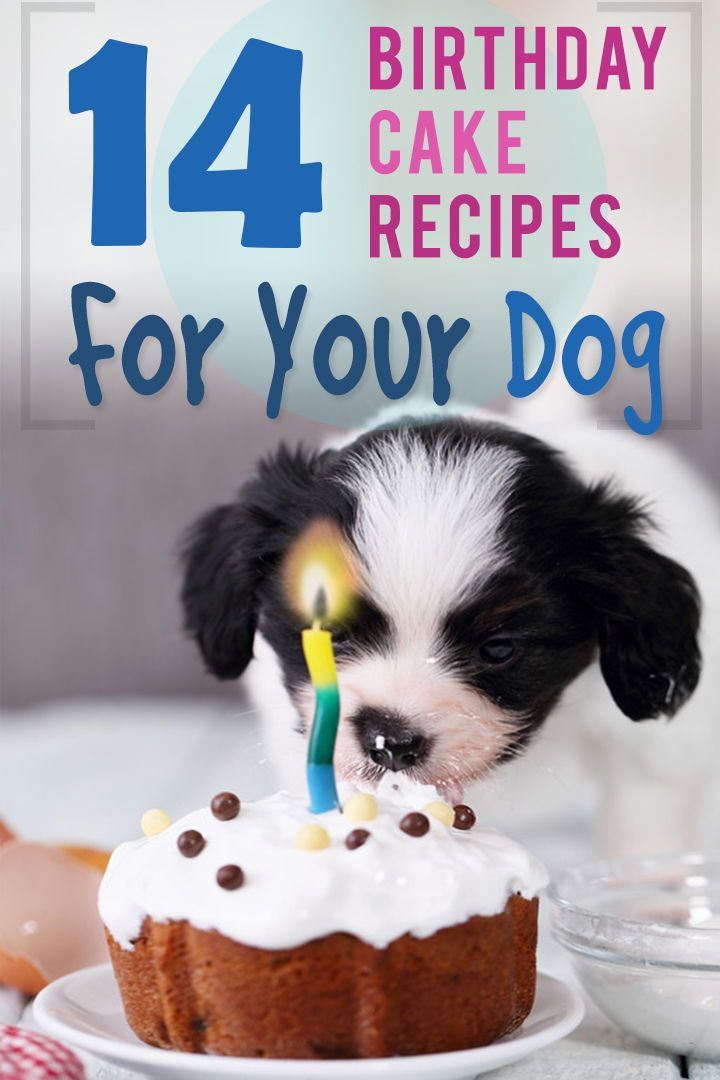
[181,412,718,854]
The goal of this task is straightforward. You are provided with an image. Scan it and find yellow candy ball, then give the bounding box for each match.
[294,824,331,851]
[423,801,454,827]
[342,793,378,822]
[140,808,172,837]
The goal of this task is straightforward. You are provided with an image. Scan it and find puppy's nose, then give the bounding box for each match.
[351,707,429,773]
[370,734,427,773]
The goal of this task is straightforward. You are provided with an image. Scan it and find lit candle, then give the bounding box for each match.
[284,520,358,814]
[302,588,341,814]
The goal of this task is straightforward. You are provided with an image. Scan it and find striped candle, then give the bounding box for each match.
[302,592,341,814]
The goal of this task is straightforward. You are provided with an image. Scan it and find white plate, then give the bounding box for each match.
[34,964,583,1080]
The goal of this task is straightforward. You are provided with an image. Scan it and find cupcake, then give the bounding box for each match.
[99,789,547,1058]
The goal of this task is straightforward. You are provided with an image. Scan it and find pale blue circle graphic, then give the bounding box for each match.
[153,0,607,427]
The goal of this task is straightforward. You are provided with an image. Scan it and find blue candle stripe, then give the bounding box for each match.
[307,762,340,814]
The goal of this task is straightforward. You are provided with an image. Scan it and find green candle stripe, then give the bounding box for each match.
[307,685,340,765]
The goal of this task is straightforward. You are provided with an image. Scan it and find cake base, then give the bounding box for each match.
[106,895,538,1059]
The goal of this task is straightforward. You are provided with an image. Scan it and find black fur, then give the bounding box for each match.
[571,484,701,720]
[182,445,342,679]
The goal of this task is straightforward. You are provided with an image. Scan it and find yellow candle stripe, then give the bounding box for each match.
[302,627,337,688]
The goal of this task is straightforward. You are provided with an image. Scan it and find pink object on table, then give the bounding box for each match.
[0,1025,84,1079]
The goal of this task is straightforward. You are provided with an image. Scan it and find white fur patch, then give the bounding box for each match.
[340,428,519,652]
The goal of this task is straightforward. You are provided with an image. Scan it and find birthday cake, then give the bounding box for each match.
[99,787,547,1059]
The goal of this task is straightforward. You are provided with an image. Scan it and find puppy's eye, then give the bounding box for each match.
[479,637,516,664]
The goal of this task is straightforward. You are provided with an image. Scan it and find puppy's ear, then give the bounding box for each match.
[576,484,701,721]
[180,445,328,679]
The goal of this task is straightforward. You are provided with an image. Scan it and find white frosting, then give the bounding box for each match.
[99,791,548,951]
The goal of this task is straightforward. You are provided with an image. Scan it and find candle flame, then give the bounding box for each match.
[284,519,359,626]
[313,586,328,627]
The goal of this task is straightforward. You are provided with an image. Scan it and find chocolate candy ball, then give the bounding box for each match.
[399,811,430,837]
[177,829,206,857]
[211,792,240,821]
[216,864,245,890]
[453,804,477,831]
[345,828,370,850]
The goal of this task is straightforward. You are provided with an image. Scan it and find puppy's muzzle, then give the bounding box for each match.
[350,706,431,773]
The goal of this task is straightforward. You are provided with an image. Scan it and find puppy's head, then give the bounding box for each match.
[181,419,701,797]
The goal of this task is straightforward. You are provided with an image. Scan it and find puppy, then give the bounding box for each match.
[181,412,719,855]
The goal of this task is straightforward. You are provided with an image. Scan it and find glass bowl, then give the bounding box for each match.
[549,852,720,1060]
